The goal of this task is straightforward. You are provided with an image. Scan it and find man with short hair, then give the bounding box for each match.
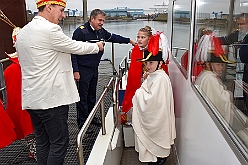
[16,1,104,164]
[219,13,248,45]
[239,34,248,115]
[219,13,248,115]
[71,9,136,132]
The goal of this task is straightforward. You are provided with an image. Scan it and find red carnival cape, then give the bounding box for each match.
[0,99,16,149]
[4,56,34,139]
[122,45,143,113]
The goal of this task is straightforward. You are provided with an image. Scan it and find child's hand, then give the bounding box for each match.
[143,71,149,80]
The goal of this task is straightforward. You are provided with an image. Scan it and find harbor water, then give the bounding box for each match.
[61,20,168,69]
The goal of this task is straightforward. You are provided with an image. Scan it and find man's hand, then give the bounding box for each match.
[74,72,80,81]
[96,41,105,51]
[130,39,137,46]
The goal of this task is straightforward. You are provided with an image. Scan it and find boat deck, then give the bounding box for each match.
[0,60,177,165]
[0,60,113,165]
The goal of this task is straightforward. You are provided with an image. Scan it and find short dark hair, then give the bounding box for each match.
[236,13,248,22]
[38,4,56,12]
[90,9,106,19]
[38,5,46,12]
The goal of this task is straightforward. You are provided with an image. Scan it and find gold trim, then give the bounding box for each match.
[219,55,235,64]
[139,49,163,62]
[36,1,66,8]
[140,52,153,62]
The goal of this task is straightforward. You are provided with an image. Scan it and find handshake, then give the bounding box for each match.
[96,41,105,51]
[87,40,105,51]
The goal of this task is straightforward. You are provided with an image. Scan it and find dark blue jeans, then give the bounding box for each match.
[77,65,98,128]
[27,105,69,165]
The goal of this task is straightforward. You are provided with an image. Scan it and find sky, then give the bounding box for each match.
[25,0,169,13]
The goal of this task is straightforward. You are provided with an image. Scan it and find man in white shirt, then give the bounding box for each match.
[15,0,104,164]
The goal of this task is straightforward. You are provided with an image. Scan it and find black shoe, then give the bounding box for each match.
[91,117,101,126]
[157,157,167,165]
[86,127,94,134]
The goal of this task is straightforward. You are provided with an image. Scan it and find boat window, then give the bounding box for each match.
[192,0,248,152]
[171,0,191,77]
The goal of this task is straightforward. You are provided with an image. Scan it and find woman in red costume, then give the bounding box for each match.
[121,26,170,120]
[121,26,152,116]
[3,27,36,160]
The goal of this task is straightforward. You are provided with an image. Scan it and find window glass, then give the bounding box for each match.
[192,0,248,149]
[171,0,191,75]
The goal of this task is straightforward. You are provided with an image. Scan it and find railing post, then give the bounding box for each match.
[175,48,179,57]
[77,145,84,165]
[125,56,128,73]
[101,100,106,135]
[112,42,115,74]
[0,59,8,109]
[119,66,123,89]
[113,78,118,126]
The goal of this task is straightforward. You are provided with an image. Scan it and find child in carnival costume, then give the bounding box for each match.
[132,49,176,165]
[121,27,171,123]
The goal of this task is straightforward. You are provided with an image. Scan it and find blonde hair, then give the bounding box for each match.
[139,26,152,37]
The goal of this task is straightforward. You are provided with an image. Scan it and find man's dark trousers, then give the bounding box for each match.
[77,65,98,128]
[27,105,69,165]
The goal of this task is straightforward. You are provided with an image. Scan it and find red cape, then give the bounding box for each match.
[4,57,34,139]
[122,45,143,113]
[0,100,16,149]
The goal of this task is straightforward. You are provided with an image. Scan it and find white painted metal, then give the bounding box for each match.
[167,0,247,164]
[86,108,123,165]
[169,59,242,165]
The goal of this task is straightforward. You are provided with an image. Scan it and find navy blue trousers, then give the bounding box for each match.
[27,105,69,165]
[77,65,98,128]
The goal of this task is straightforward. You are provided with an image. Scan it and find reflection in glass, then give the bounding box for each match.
[171,1,191,75]
[192,0,248,149]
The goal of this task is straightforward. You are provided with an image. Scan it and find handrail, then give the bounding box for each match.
[172,47,188,57]
[77,77,115,165]
[0,58,9,109]
[0,57,10,63]
[112,77,119,126]
[118,56,127,89]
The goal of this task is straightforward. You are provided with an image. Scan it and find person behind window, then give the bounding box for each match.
[238,33,248,116]
[219,13,248,45]
[196,53,234,122]
[196,53,248,146]
[132,49,176,165]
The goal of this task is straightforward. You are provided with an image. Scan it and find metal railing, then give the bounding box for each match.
[112,77,119,127]
[118,56,128,90]
[172,47,188,57]
[76,77,117,165]
[0,57,9,109]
